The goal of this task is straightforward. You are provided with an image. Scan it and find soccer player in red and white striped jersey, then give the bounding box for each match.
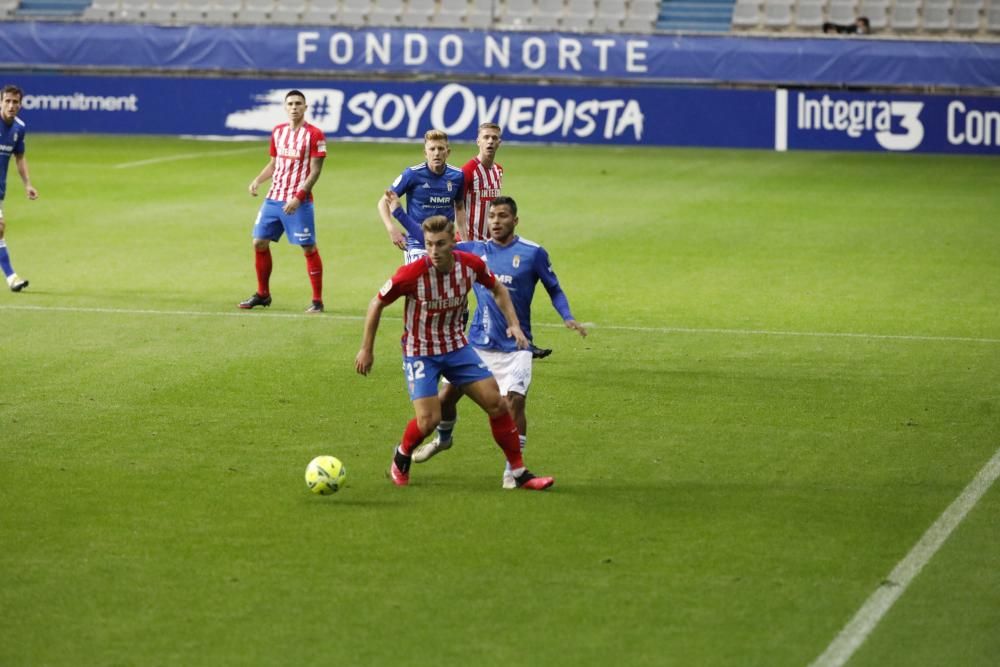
[462,123,504,242]
[355,215,555,491]
[239,90,327,314]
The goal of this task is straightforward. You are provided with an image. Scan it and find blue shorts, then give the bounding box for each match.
[402,346,493,401]
[253,198,317,246]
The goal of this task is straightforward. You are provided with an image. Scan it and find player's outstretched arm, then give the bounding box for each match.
[355,297,386,376]
[564,319,588,337]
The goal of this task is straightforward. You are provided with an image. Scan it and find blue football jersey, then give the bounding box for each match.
[460,237,574,353]
[0,116,27,201]
[390,162,464,251]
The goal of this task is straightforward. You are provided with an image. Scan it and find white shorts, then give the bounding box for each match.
[474,348,533,397]
[404,247,427,264]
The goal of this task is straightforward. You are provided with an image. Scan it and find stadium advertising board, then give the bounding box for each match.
[13,74,774,148]
[2,22,999,88]
[776,89,1000,155]
[12,75,999,154]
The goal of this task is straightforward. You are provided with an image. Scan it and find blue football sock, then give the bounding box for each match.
[436,418,456,443]
[0,241,14,278]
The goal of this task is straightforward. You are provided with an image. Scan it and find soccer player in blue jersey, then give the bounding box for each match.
[376,129,466,263]
[0,84,38,293]
[410,195,588,489]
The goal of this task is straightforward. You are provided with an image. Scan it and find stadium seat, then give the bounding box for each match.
[174,3,207,23]
[826,0,856,25]
[434,0,467,26]
[337,0,372,25]
[795,0,824,28]
[889,2,920,30]
[301,0,337,24]
[953,4,983,30]
[858,0,889,28]
[763,0,794,28]
[532,0,564,29]
[118,0,150,21]
[591,13,623,30]
[988,5,1000,32]
[369,0,404,26]
[498,0,533,27]
[403,0,436,24]
[466,0,495,27]
[82,0,120,21]
[561,13,593,29]
[628,0,660,21]
[620,14,655,30]
[594,0,627,30]
[731,0,760,28]
[146,0,178,23]
[566,0,598,20]
[954,0,982,8]
[270,0,305,23]
[921,3,951,30]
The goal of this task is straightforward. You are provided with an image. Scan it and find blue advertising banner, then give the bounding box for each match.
[776,89,1000,155]
[11,74,1000,154]
[12,74,776,148]
[1,21,999,89]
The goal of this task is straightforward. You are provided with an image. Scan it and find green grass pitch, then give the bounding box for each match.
[1,136,998,666]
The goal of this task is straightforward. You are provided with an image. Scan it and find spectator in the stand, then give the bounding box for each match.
[823,16,871,34]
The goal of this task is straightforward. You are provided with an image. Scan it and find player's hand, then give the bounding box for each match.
[566,319,588,337]
[355,349,374,376]
[25,185,38,200]
[507,325,530,350]
[283,197,301,214]
[389,228,406,249]
[248,180,259,196]
[384,189,401,212]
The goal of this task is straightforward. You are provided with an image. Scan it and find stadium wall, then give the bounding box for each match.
[2,21,999,154]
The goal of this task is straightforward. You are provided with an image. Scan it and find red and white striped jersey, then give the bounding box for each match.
[462,157,503,241]
[266,122,327,202]
[377,251,497,356]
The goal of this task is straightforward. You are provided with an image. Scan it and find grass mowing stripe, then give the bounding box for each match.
[810,445,1000,667]
[2,304,999,345]
[113,146,260,169]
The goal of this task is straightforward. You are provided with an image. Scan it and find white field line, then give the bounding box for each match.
[114,146,260,169]
[1,304,1000,344]
[810,445,1000,667]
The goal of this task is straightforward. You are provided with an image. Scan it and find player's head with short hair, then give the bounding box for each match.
[285,89,306,103]
[423,130,451,174]
[424,129,449,145]
[1,84,23,122]
[478,123,502,137]
[490,195,517,218]
[2,84,24,101]
[422,215,457,270]
[422,215,454,236]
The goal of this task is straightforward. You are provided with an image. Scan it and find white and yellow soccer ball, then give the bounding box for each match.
[305,455,346,495]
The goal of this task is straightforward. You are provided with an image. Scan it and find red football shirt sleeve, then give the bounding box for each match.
[269,129,277,158]
[376,261,424,305]
[309,125,327,158]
